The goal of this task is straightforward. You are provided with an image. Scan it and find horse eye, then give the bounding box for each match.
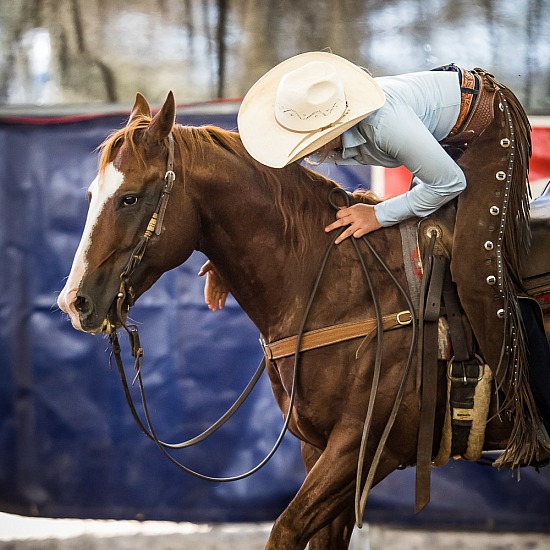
[121,195,138,207]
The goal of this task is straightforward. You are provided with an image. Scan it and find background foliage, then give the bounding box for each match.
[1,0,549,113]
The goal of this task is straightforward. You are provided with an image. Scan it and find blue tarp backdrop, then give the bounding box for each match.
[0,105,549,529]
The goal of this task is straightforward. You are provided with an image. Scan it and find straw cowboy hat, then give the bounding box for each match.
[238,51,385,168]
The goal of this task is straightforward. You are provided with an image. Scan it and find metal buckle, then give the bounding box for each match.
[447,354,485,383]
[259,335,273,361]
[396,310,413,325]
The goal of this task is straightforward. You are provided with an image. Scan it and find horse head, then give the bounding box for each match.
[57,92,200,333]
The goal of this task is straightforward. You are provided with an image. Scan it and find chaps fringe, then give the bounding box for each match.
[486,81,547,469]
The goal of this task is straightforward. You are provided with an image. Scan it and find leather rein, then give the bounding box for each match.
[109,134,290,482]
[107,134,417,520]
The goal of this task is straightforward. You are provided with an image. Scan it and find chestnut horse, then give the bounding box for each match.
[58,92,514,549]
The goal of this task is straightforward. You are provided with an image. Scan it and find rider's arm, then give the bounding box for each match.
[370,104,467,226]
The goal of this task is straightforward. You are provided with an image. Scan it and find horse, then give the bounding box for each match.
[57,91,527,550]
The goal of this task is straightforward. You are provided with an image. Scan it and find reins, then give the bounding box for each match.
[109,187,351,480]
[108,134,343,481]
[326,190,417,528]
[108,135,416,512]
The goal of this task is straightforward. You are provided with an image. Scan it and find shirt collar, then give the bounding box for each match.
[341,125,366,159]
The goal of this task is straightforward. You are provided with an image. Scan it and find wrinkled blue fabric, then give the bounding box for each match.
[0,110,549,528]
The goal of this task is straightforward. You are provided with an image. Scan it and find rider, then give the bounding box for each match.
[200,51,466,304]
[199,51,550,443]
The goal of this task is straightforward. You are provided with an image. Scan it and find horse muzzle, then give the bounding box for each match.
[58,286,125,334]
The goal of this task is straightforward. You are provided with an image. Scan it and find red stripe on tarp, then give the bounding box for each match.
[531,127,550,181]
[380,124,550,197]
[0,97,243,125]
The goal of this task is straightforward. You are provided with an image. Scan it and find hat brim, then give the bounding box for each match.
[238,52,385,168]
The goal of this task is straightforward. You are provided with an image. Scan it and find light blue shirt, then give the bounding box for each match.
[335,70,464,226]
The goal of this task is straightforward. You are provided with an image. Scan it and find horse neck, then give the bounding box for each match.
[188,152,338,337]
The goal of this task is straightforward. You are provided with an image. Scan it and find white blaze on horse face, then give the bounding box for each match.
[57,163,125,330]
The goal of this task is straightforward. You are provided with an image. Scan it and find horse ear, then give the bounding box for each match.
[145,91,176,143]
[130,92,152,122]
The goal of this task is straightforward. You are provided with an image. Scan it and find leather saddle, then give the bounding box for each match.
[418,182,550,309]
[522,181,550,295]
[417,182,550,341]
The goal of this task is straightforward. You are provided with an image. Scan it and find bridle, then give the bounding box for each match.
[115,133,177,314]
[108,133,293,482]
[106,133,417,518]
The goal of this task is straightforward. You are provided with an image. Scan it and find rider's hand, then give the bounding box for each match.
[324,203,382,244]
[198,260,229,312]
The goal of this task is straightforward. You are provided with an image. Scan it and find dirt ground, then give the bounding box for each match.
[2,514,550,549]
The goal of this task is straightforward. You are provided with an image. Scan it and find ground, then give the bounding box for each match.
[2,515,550,550]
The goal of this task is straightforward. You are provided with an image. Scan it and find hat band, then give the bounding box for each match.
[284,103,350,160]
[275,100,349,133]
[317,103,350,131]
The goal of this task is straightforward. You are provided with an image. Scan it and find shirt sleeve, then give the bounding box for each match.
[371,105,466,227]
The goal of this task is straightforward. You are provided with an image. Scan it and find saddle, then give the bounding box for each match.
[521,182,550,340]
[411,184,550,509]
[417,182,550,325]
[414,181,550,397]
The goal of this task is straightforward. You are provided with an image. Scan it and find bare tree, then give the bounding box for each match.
[1,0,549,112]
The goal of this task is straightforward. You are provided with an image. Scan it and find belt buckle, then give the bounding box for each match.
[396,310,413,326]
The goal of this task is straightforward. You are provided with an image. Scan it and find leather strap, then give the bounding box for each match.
[261,310,412,361]
[442,269,473,362]
[415,253,447,513]
[448,68,479,137]
[441,263,482,457]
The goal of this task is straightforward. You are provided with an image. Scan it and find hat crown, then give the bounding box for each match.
[275,61,346,132]
[237,51,385,167]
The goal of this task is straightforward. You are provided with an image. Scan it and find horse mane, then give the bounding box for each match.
[98,115,379,255]
[183,125,380,251]
[97,114,152,173]
[173,124,379,253]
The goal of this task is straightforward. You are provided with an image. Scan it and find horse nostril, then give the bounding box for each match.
[74,295,92,316]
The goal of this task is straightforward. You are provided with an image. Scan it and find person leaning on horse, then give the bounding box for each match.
[200,51,550,461]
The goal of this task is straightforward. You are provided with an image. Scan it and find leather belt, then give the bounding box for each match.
[448,68,479,137]
[261,310,412,361]
[444,67,497,143]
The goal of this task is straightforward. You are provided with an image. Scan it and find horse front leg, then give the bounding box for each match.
[266,425,359,550]
[308,508,356,550]
[300,441,356,550]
